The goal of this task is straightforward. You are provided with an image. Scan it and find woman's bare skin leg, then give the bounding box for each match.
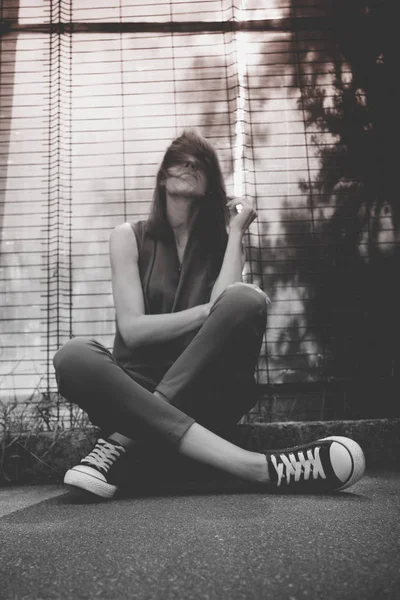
[108,432,136,449]
[177,422,270,484]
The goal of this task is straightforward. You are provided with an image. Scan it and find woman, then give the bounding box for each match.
[53,130,365,499]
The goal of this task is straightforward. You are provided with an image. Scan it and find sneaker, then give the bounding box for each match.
[64,438,126,499]
[265,436,365,493]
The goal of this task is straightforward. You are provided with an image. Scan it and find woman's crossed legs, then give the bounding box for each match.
[53,284,365,498]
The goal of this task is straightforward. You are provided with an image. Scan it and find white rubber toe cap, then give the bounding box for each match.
[64,465,117,499]
[329,442,353,483]
[321,436,366,491]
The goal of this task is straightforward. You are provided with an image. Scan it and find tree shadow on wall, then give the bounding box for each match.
[264,0,399,415]
[186,54,270,176]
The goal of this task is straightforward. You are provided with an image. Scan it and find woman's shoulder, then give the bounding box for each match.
[115,220,154,259]
[130,219,146,231]
[110,220,151,251]
[111,220,148,237]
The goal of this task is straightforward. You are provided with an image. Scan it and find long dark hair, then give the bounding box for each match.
[146,130,229,271]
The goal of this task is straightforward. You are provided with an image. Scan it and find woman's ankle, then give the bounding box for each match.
[107,432,136,450]
[251,453,270,484]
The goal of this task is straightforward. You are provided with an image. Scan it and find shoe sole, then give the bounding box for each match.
[320,436,366,491]
[64,468,117,499]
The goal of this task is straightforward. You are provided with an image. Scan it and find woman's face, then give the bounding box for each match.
[163,156,208,198]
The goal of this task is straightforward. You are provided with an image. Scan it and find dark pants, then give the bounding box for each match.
[53,283,267,447]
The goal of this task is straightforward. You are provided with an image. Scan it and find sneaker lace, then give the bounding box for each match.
[82,439,124,474]
[270,446,327,487]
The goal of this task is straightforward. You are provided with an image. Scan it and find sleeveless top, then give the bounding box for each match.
[112,219,222,386]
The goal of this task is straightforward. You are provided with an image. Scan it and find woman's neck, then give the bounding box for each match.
[166,192,200,243]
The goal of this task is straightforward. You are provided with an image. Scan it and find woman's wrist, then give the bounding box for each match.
[195,303,211,325]
[228,224,245,239]
[202,302,212,321]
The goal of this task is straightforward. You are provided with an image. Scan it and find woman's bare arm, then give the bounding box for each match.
[110,223,210,350]
[209,197,259,304]
[209,228,245,304]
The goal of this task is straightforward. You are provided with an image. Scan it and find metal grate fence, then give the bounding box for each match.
[1,0,398,428]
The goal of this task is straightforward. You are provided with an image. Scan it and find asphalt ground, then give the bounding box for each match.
[0,471,399,600]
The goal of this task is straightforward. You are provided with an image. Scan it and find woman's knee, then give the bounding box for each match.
[53,337,108,411]
[220,282,269,317]
[53,337,98,375]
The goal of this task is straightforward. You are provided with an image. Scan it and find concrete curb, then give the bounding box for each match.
[0,419,399,486]
[237,419,400,466]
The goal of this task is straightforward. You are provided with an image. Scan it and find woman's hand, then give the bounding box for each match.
[226,197,257,235]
